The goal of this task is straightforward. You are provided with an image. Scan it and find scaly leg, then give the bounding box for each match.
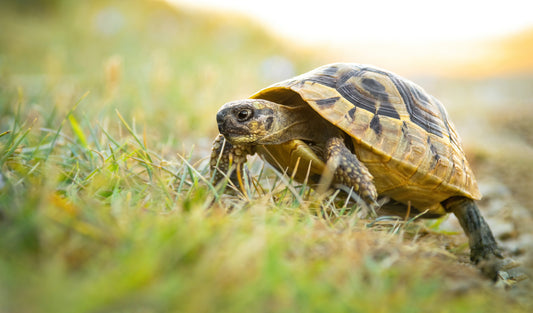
[443,196,508,280]
[210,134,253,191]
[324,137,379,211]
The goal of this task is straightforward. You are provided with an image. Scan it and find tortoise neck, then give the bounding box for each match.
[268,104,340,144]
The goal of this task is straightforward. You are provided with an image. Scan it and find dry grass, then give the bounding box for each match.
[0,1,532,312]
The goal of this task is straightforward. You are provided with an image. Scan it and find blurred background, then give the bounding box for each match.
[2,0,532,208]
[1,0,533,306]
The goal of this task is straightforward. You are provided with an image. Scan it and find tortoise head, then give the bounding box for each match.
[217,99,310,145]
[216,99,284,145]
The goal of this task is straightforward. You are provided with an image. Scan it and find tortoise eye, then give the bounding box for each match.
[236,109,253,122]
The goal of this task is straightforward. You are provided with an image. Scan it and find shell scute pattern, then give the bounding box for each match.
[251,63,480,211]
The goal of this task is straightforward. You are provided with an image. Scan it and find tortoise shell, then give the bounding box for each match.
[249,63,480,215]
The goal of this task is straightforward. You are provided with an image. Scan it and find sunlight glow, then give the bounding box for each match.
[168,0,533,44]
[165,0,533,76]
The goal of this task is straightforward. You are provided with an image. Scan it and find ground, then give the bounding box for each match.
[0,1,532,312]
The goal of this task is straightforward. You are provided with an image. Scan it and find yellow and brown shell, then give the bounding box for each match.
[250,63,480,215]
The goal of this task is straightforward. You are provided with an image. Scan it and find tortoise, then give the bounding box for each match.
[210,63,509,279]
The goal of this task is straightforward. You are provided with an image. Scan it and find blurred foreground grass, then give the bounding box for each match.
[0,1,532,312]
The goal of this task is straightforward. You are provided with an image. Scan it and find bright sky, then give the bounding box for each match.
[166,0,533,76]
[169,0,533,44]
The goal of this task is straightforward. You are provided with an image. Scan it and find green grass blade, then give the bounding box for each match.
[68,115,88,149]
[45,91,90,161]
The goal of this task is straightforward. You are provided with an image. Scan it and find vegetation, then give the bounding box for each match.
[0,1,531,312]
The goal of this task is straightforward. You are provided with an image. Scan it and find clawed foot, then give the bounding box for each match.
[494,261,528,288]
[472,249,527,286]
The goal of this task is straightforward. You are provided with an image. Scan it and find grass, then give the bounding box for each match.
[0,1,531,312]
[0,122,519,313]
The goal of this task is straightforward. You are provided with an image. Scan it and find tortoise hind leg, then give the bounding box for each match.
[442,196,504,279]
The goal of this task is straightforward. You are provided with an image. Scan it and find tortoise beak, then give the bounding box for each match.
[216,103,255,140]
[216,109,227,133]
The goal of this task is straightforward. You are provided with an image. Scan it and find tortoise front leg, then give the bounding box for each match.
[324,137,379,211]
[210,134,253,191]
